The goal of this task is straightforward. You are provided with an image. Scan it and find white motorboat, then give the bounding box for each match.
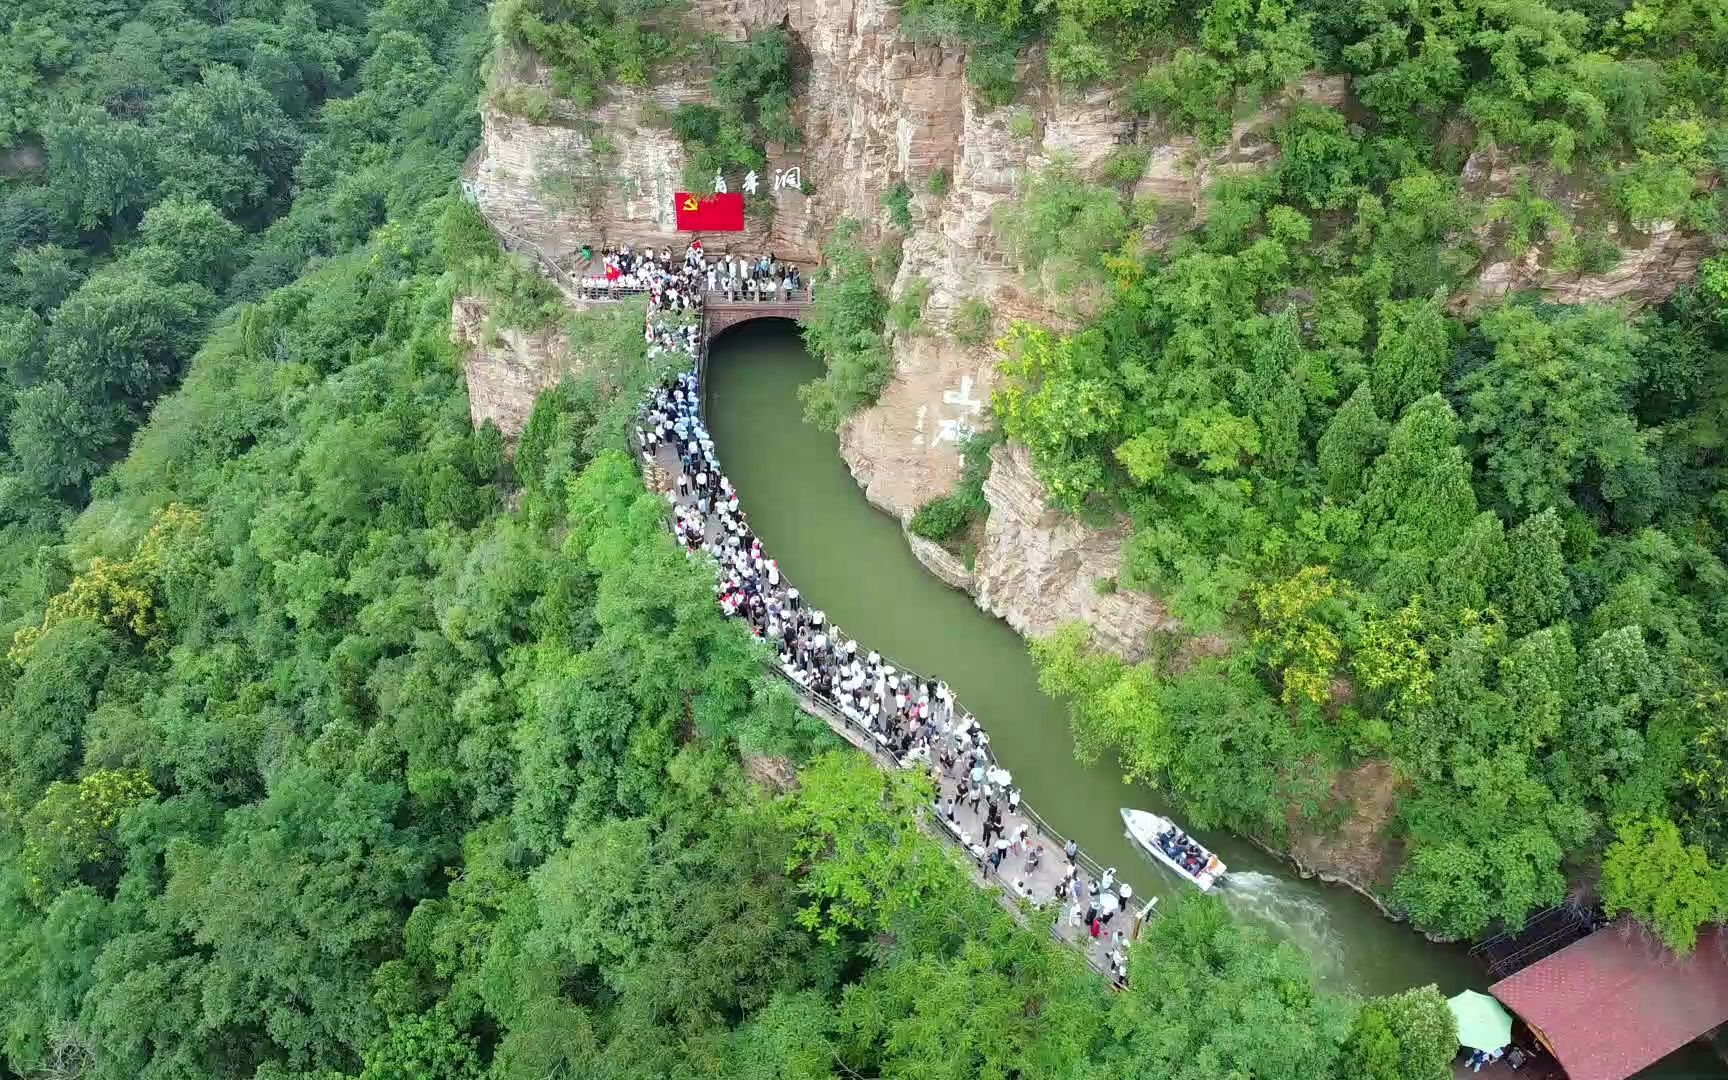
[1121,808,1226,892]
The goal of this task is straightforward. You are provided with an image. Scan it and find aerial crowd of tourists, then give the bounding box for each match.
[578,239,804,303]
[628,241,1139,984]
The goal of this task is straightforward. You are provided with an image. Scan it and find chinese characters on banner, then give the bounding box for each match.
[672,168,804,232]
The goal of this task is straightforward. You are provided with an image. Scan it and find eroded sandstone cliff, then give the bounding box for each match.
[461,0,1709,663]
[451,294,574,437]
[463,0,1192,657]
[973,443,1185,658]
[1458,145,1716,308]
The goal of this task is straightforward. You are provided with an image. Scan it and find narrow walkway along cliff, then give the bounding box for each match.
[572,237,1484,993]
[631,277,1148,983]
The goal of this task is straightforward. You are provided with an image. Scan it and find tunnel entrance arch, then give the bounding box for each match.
[697,300,812,396]
[703,298,811,343]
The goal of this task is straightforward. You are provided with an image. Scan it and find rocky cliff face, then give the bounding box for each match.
[1458,146,1716,308]
[842,72,1353,524]
[468,0,971,264]
[462,2,1711,659]
[469,52,818,262]
[464,0,1187,657]
[451,294,573,437]
[972,443,1185,659]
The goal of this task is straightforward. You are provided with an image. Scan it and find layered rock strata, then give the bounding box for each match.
[462,1,1710,659]
[451,294,573,437]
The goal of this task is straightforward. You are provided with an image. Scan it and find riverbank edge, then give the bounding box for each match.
[641,321,1138,984]
[1247,835,1403,927]
[900,517,976,591]
[889,475,1462,945]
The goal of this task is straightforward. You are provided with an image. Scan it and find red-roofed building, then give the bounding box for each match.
[1490,920,1728,1080]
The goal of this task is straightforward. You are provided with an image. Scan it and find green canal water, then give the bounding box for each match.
[705,321,1476,996]
[705,321,1728,1073]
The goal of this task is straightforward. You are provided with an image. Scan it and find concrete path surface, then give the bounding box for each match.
[645,440,1153,982]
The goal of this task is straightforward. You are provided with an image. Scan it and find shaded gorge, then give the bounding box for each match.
[704,319,1483,997]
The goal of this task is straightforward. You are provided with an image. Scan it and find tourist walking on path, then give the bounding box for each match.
[628,239,1131,983]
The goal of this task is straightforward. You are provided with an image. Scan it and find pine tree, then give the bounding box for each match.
[1370,291,1450,419]
[1363,393,1477,557]
[1317,381,1388,502]
[1498,508,1570,633]
[1434,512,1505,616]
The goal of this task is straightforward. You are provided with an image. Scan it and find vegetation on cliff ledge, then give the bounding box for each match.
[993,2,1728,947]
[0,6,1474,1075]
[797,219,892,429]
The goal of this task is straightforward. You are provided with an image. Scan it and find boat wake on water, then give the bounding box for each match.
[1214,870,1348,980]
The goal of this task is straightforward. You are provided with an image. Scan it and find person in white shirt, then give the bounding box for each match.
[1100,889,1120,925]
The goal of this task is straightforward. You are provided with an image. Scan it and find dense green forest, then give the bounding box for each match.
[1,0,1725,1071]
[0,1,1476,1078]
[0,0,489,541]
[979,0,1728,948]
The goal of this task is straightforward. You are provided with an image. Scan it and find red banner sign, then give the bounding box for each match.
[674,191,745,232]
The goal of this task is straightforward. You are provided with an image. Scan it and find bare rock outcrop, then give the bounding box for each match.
[895,443,1183,663]
[901,524,976,591]
[1458,146,1715,308]
[840,334,996,514]
[451,295,573,438]
[468,0,969,265]
[837,82,1147,521]
[468,58,819,261]
[742,751,800,791]
[971,444,1179,661]
[1470,219,1713,306]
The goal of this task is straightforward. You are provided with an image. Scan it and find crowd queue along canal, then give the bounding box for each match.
[704,320,1484,997]
[706,319,1728,1078]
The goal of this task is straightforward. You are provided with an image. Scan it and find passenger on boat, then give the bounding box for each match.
[1155,826,1210,878]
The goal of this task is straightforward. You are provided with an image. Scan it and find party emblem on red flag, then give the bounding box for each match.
[674,191,745,232]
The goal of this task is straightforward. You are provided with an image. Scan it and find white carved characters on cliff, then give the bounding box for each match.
[938,375,984,447]
[913,374,984,452]
[706,167,803,197]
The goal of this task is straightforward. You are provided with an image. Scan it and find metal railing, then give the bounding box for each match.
[782,646,1113,889]
[631,292,1144,986]
[704,287,809,304]
[765,657,1135,980]
[569,281,651,302]
[485,219,585,295]
[1468,908,1561,956]
[1468,904,1599,980]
